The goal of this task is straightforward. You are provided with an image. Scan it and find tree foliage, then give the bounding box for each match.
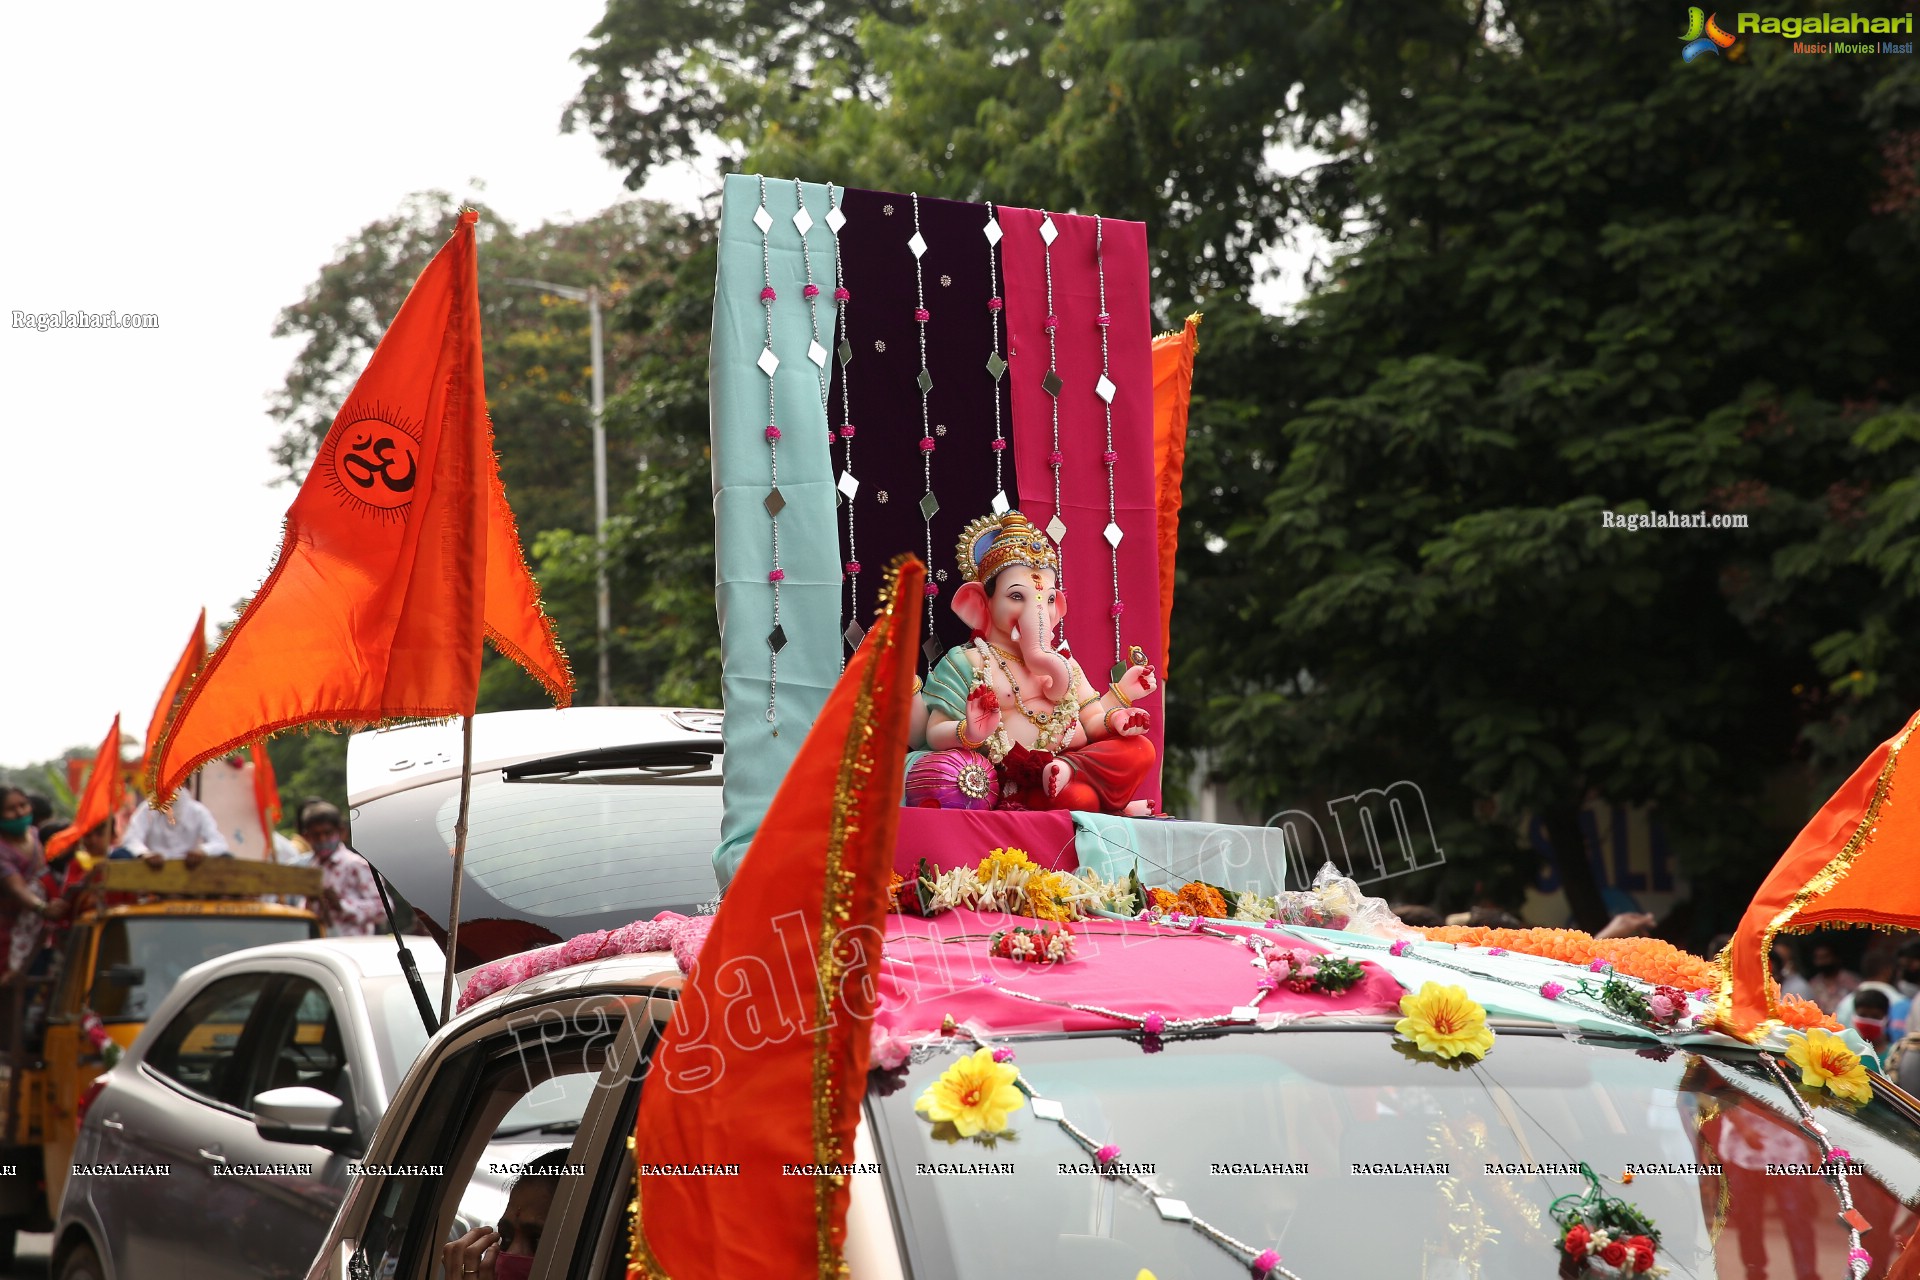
[564,0,1920,928]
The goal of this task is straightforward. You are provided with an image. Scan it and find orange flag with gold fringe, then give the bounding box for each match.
[140,610,205,778]
[150,213,571,802]
[49,716,123,860]
[1151,313,1200,671]
[629,555,924,1280]
[1721,707,1920,1036]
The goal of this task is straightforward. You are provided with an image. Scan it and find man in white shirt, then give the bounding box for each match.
[118,791,230,869]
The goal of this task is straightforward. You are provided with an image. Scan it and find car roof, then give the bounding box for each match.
[201,933,448,983]
[451,949,681,1024]
[346,706,722,806]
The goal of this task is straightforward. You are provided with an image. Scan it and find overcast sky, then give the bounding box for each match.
[0,2,691,766]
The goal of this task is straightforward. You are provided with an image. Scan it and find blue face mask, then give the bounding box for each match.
[310,835,343,857]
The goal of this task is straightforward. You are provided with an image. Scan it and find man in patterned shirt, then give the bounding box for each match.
[297,800,385,937]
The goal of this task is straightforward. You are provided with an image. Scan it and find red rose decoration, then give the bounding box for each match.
[1625,1236,1656,1273]
[1563,1224,1591,1259]
[1599,1239,1628,1267]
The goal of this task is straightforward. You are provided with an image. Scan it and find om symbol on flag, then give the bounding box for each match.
[321,409,421,519]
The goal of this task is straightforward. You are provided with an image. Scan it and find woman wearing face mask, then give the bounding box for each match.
[297,799,384,936]
[441,1149,569,1279]
[0,787,67,997]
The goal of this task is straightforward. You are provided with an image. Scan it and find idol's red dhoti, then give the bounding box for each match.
[1000,736,1156,812]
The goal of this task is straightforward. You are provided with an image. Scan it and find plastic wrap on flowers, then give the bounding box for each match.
[457,911,709,1012]
[1235,863,1415,939]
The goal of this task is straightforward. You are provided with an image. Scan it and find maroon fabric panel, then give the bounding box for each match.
[828,188,1020,658]
[999,207,1164,805]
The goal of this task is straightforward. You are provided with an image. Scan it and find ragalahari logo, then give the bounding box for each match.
[1680,8,1739,60]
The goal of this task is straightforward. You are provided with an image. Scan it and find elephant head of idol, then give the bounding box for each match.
[950,512,1071,701]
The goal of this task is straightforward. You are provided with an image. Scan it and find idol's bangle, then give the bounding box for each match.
[1077,694,1103,715]
[1107,682,1133,708]
[956,720,987,751]
[1104,706,1132,734]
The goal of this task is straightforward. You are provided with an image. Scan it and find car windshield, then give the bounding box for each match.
[492,1069,598,1139]
[868,1025,1920,1279]
[89,915,317,1021]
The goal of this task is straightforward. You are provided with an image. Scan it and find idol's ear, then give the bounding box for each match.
[952,581,991,633]
[1052,587,1069,625]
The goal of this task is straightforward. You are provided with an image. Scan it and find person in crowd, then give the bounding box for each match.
[1391,903,1442,928]
[1769,939,1814,1002]
[1594,911,1656,939]
[36,820,104,953]
[117,787,229,869]
[441,1149,570,1279]
[298,800,384,936]
[1848,985,1895,1059]
[0,787,66,988]
[1806,940,1862,1014]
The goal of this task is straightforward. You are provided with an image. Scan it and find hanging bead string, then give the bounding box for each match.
[911,192,938,648]
[752,176,786,731]
[1038,211,1067,648]
[827,187,860,661]
[795,177,830,417]
[983,203,1009,515]
[1756,1051,1873,1279]
[1094,216,1123,671]
[944,1028,1303,1280]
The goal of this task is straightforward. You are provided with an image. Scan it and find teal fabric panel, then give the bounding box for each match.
[1071,812,1299,894]
[712,174,845,885]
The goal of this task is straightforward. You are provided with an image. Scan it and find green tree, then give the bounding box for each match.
[570,0,1920,930]
[265,195,723,808]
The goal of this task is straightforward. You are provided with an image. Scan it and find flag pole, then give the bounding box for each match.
[441,713,475,1022]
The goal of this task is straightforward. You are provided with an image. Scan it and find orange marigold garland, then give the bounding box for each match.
[1416,925,1839,1034]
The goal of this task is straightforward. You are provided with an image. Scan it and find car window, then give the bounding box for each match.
[143,973,273,1107]
[249,976,355,1119]
[352,1000,642,1280]
[89,915,316,1021]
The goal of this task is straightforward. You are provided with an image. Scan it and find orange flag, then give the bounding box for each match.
[141,610,205,777]
[249,742,282,844]
[150,213,571,802]
[1721,707,1920,1036]
[1151,313,1200,670]
[630,556,924,1280]
[49,716,123,860]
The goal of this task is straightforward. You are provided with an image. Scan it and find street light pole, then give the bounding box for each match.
[502,277,611,706]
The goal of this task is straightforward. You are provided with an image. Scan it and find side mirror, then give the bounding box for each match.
[253,1085,358,1154]
[101,965,145,987]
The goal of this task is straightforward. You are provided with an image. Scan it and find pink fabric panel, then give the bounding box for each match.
[998,207,1164,807]
[876,910,1404,1036]
[893,805,1079,877]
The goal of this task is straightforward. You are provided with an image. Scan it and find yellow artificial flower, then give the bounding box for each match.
[1784,1028,1874,1104]
[1395,982,1496,1061]
[914,1047,1025,1136]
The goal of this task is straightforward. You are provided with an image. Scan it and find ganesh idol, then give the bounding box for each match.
[909,511,1159,815]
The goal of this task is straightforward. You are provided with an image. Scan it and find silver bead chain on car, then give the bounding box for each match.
[951,1029,1306,1280]
[983,204,1009,516]
[753,175,786,729]
[795,177,831,418]
[910,192,939,655]
[1093,215,1123,669]
[1757,1050,1871,1279]
[827,185,862,660]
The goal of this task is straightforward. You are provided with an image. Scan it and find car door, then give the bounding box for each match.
[216,970,362,1280]
[102,969,276,1280]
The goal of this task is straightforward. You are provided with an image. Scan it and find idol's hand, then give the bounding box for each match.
[1114,707,1151,737]
[1118,663,1158,704]
[965,684,1003,745]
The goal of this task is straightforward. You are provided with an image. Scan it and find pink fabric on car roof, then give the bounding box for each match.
[875,909,1403,1037]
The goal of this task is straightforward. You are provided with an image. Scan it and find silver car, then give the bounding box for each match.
[52,935,447,1280]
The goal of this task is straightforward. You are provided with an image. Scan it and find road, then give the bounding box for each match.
[6,1233,47,1278]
